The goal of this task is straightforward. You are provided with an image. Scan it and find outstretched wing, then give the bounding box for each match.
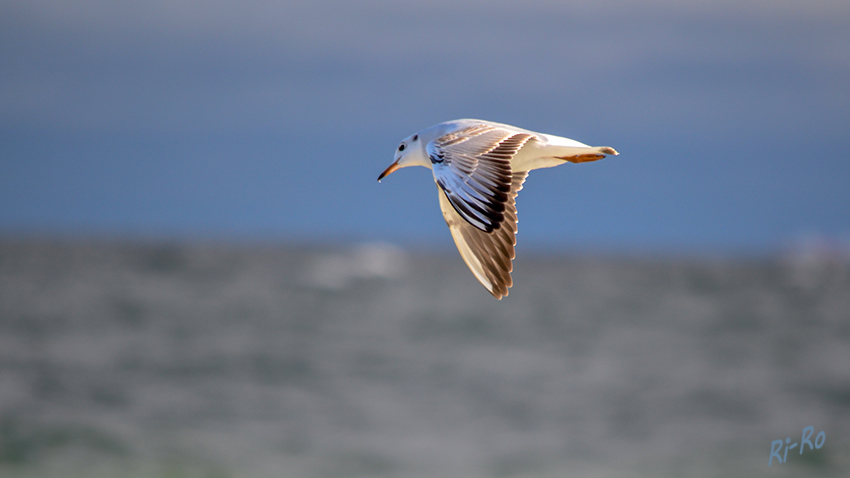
[429,124,534,233]
[429,124,533,298]
[438,171,528,299]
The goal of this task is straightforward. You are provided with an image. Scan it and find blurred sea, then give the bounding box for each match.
[1,238,848,478]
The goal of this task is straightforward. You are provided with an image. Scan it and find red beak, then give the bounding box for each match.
[377,160,400,182]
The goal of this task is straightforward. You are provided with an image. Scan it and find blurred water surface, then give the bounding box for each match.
[1,239,848,477]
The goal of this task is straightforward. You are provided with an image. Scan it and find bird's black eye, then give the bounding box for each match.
[412,134,418,141]
[398,143,405,152]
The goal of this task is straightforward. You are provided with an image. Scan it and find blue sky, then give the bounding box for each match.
[2,0,848,254]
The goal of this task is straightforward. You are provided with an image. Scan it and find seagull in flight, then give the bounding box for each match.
[378,119,618,299]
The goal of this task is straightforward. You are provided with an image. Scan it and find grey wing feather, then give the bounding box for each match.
[438,171,528,299]
[430,124,534,233]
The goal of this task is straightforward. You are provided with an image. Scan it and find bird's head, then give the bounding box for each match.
[378,133,429,182]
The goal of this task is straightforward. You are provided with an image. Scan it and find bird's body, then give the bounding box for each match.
[378,119,618,299]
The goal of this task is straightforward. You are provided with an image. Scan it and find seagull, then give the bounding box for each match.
[378,119,618,299]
